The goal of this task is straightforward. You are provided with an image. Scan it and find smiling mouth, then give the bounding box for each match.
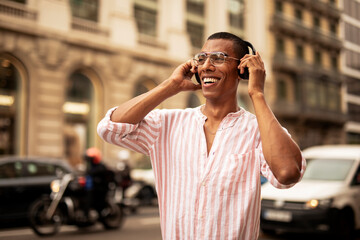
[203,77,220,85]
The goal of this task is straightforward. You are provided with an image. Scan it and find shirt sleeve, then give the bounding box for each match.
[97,107,162,155]
[258,129,307,189]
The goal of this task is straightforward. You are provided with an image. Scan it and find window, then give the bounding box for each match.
[347,132,360,144]
[276,38,285,53]
[346,50,360,69]
[187,0,205,16]
[329,22,337,35]
[348,103,360,122]
[0,57,22,155]
[186,22,204,49]
[351,166,360,186]
[296,44,304,60]
[303,159,354,181]
[0,162,22,179]
[294,8,302,21]
[228,0,245,30]
[305,80,317,107]
[346,77,360,95]
[24,162,66,177]
[318,81,327,109]
[328,0,336,6]
[70,0,99,22]
[313,16,320,29]
[186,0,205,49]
[328,83,340,111]
[277,79,287,101]
[314,50,322,66]
[134,0,158,37]
[275,0,283,12]
[331,56,338,70]
[64,72,95,165]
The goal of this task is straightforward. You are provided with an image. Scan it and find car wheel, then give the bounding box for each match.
[332,209,355,240]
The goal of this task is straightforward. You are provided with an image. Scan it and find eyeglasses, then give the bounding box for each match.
[193,52,240,66]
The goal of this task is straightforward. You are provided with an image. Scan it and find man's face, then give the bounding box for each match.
[197,39,240,102]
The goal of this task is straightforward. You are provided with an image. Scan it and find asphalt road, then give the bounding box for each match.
[1,206,359,240]
[0,206,162,240]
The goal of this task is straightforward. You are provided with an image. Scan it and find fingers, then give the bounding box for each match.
[238,51,264,73]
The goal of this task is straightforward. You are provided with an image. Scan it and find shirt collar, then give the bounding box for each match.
[195,105,245,129]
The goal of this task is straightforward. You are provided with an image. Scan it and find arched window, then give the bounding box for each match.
[63,71,95,167]
[0,56,25,155]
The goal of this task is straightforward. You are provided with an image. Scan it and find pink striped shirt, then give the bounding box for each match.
[97,106,306,240]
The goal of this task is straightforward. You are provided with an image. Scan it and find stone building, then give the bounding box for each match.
[266,0,345,149]
[0,0,349,167]
[342,0,360,144]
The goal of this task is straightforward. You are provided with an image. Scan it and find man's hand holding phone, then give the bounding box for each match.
[167,60,201,94]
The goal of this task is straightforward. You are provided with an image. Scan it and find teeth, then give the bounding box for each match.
[203,78,218,84]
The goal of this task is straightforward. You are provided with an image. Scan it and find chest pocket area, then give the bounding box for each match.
[211,152,255,196]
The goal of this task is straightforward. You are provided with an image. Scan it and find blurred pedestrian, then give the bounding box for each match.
[97,32,306,239]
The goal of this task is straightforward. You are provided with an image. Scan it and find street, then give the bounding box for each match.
[0,207,162,240]
[1,206,360,240]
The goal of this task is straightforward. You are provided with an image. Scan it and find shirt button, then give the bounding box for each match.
[202,182,206,186]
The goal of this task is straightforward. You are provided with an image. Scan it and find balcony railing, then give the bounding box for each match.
[0,0,37,21]
[272,13,312,39]
[271,13,342,49]
[272,54,343,83]
[287,0,341,19]
[311,27,342,50]
[71,17,109,37]
[273,97,346,124]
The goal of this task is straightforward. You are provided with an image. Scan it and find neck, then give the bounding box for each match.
[202,100,239,121]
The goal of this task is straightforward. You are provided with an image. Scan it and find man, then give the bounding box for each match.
[97,32,306,239]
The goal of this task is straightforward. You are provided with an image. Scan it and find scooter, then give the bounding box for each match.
[28,172,124,236]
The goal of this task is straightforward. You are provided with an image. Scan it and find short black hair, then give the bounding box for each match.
[207,32,249,59]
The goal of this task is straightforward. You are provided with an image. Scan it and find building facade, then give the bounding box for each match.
[266,0,345,149]
[342,0,360,144]
[0,0,350,167]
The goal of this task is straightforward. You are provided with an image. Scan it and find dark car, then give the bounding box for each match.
[0,156,74,228]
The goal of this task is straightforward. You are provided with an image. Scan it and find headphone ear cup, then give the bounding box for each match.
[238,68,249,80]
[195,72,201,84]
[239,41,256,80]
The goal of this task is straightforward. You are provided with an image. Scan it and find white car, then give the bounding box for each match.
[260,145,360,239]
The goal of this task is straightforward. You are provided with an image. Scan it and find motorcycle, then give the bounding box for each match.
[28,172,124,236]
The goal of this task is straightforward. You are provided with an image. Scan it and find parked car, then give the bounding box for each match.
[260,145,360,239]
[0,156,74,228]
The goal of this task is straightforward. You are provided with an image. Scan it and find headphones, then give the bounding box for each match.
[195,41,256,84]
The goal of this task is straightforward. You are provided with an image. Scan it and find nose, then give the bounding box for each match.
[201,56,215,72]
